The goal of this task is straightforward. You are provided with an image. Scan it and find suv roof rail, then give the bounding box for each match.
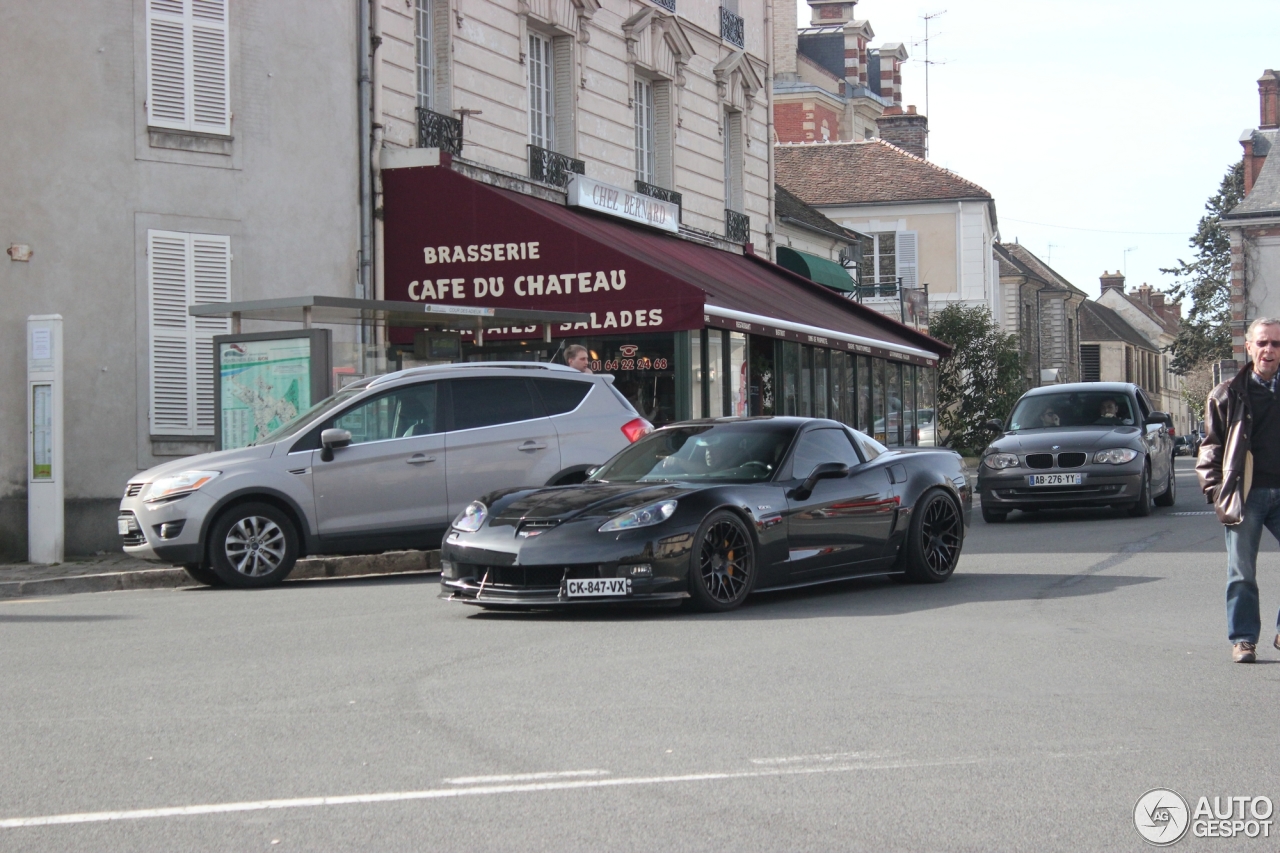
[368,361,581,387]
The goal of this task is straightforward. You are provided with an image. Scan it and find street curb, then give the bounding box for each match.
[0,550,442,599]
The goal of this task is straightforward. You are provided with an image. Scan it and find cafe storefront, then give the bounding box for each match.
[382,162,947,446]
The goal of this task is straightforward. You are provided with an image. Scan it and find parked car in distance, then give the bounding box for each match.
[118,363,652,588]
[977,382,1176,522]
[1173,435,1191,457]
[440,417,971,612]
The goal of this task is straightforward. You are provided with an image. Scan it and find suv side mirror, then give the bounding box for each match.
[320,428,352,462]
[984,418,1004,433]
[794,462,850,500]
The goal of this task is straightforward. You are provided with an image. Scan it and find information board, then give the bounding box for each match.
[31,384,52,479]
[214,330,331,450]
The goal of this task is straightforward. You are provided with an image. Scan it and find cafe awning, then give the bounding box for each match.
[775,247,857,293]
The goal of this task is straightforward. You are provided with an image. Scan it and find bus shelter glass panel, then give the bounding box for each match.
[872,357,886,443]
[857,355,872,434]
[729,332,747,416]
[887,361,903,446]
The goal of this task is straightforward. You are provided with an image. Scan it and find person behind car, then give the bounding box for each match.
[565,344,592,373]
[1197,317,1280,663]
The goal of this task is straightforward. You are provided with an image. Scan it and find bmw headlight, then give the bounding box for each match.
[599,499,677,532]
[144,470,220,502]
[982,453,1020,470]
[452,501,488,533]
[1094,448,1139,465]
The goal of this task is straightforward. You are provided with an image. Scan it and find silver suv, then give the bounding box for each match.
[118,363,651,587]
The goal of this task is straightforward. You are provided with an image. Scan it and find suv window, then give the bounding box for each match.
[332,382,439,445]
[449,377,540,431]
[532,378,592,416]
[790,428,861,479]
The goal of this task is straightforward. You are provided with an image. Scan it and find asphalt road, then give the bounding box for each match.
[2,458,1278,852]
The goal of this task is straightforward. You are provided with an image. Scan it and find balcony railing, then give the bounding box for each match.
[416,107,463,155]
[720,6,744,48]
[635,181,682,221]
[651,0,675,10]
[724,209,750,244]
[852,276,901,300]
[528,144,585,189]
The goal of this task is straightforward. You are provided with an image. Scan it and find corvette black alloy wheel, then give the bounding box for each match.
[901,489,962,583]
[689,511,756,612]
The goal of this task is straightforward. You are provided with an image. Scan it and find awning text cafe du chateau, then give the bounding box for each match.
[382,163,950,446]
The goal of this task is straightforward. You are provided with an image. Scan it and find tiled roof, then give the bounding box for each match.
[997,243,1088,296]
[1079,300,1154,350]
[774,184,862,241]
[775,140,993,207]
[1229,129,1280,218]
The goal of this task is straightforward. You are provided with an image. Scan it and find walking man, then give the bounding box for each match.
[1198,317,1280,663]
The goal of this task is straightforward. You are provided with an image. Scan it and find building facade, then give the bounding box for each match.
[994,242,1086,388]
[0,0,361,560]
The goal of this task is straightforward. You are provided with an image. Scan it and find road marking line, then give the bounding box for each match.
[443,770,609,785]
[749,751,885,765]
[0,748,1132,829]
[1170,511,1214,516]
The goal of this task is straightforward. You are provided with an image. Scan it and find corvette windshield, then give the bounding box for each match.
[590,423,797,483]
[1008,391,1137,430]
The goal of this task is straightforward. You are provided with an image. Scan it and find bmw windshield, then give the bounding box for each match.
[1007,391,1138,431]
[590,423,797,483]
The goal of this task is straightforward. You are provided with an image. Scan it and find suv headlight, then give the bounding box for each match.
[144,470,220,502]
[599,499,677,532]
[982,453,1020,470]
[452,501,487,533]
[1094,448,1139,465]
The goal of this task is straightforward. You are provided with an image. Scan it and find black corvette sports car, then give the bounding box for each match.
[440,418,971,611]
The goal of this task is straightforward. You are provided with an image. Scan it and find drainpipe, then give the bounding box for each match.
[371,0,385,307]
[764,0,776,261]
[357,0,373,372]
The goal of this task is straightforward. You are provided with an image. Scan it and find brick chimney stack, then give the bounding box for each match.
[1261,69,1279,130]
[877,104,929,158]
[877,43,909,106]
[808,0,857,25]
[774,0,798,79]
[1100,271,1126,293]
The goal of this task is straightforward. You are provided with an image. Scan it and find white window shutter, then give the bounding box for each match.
[552,36,575,156]
[190,0,230,134]
[147,0,188,129]
[148,230,230,436]
[896,230,918,290]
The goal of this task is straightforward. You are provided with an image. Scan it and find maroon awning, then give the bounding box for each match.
[382,165,948,362]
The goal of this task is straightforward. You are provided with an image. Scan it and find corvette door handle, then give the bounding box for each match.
[518,441,548,452]
[407,454,436,465]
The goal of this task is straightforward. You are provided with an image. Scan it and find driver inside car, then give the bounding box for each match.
[1095,398,1120,423]
[1039,407,1061,427]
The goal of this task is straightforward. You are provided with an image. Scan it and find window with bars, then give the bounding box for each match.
[528,31,554,150]
[147,230,230,436]
[145,0,230,135]
[635,79,655,184]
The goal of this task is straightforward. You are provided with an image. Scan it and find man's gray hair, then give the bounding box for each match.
[1247,317,1280,339]
[564,344,588,359]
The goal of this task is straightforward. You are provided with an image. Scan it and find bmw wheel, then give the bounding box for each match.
[208,502,299,588]
[687,511,756,612]
[902,489,964,583]
[1154,460,1177,507]
[1128,464,1153,517]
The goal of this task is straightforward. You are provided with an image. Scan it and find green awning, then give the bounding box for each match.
[776,247,856,292]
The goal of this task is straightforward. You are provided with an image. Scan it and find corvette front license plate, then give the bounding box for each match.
[1027,473,1083,486]
[566,578,631,597]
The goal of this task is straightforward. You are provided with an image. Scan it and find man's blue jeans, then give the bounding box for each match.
[1225,486,1280,644]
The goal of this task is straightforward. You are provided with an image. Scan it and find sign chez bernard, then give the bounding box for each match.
[566,175,679,234]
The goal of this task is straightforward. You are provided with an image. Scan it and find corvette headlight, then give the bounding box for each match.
[982,453,1020,470]
[1094,448,1139,465]
[452,501,487,533]
[599,499,677,532]
[144,470,220,502]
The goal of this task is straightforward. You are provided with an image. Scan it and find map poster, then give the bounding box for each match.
[215,330,331,450]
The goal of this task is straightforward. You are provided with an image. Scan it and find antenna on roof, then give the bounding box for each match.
[912,10,947,157]
[1123,246,1139,277]
[1047,242,1059,265]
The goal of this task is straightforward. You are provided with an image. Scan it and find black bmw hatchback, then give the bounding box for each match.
[977,382,1176,522]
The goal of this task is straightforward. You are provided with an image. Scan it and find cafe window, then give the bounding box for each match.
[918,366,937,446]
[831,350,852,426]
[780,341,799,416]
[748,335,775,416]
[872,358,886,444]
[903,365,916,446]
[887,361,903,446]
[577,333,676,425]
[857,355,872,434]
[729,331,748,417]
[814,348,829,419]
[799,346,814,417]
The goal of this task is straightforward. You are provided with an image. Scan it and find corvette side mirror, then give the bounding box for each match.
[795,462,849,500]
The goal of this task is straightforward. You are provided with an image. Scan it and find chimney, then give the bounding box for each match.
[774,0,798,79]
[808,0,857,26]
[842,19,874,92]
[876,43,909,107]
[876,104,929,158]
[1100,271,1126,293]
[1261,69,1279,131]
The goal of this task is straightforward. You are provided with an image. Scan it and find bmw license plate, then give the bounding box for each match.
[565,578,631,598]
[1027,473,1083,486]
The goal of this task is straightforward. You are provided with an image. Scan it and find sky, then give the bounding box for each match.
[795,0,1280,301]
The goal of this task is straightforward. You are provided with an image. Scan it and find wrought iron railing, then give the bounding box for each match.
[416,107,463,155]
[720,6,744,48]
[651,0,676,10]
[725,209,750,243]
[528,144,585,188]
[853,275,901,299]
[635,181,682,220]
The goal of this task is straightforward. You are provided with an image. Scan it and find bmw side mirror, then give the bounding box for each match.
[984,418,1004,433]
[795,462,850,500]
[320,428,352,462]
[1145,412,1172,428]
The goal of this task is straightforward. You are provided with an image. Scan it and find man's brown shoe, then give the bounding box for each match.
[1274,634,1280,652]
[1233,642,1257,663]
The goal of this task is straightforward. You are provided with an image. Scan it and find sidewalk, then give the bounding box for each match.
[0,550,441,599]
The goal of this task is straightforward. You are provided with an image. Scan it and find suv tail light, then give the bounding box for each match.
[621,418,653,443]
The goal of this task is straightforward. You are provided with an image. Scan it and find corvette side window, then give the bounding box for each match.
[790,428,861,479]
